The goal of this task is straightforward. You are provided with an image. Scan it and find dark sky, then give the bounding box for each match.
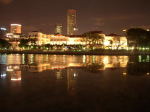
[0,0,150,35]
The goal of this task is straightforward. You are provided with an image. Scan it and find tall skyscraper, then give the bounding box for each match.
[55,24,63,34]
[10,24,22,34]
[67,9,77,35]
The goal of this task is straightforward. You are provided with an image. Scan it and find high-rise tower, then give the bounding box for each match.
[55,24,63,34]
[67,9,77,35]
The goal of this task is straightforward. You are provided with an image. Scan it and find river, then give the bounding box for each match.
[0,54,150,112]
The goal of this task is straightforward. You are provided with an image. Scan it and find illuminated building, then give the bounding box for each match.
[6,33,22,50]
[26,31,128,49]
[68,36,85,45]
[55,24,63,34]
[67,9,77,35]
[104,34,128,49]
[28,31,50,45]
[49,35,68,45]
[10,24,22,34]
[6,33,21,39]
[6,65,22,81]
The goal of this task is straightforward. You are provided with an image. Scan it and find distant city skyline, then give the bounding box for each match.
[0,0,150,35]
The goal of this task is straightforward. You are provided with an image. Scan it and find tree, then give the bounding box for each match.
[126,28,150,48]
[19,39,30,48]
[82,31,104,50]
[19,38,38,48]
[0,39,11,49]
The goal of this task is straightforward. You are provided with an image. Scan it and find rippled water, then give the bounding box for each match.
[0,54,150,112]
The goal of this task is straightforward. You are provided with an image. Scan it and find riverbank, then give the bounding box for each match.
[0,50,150,55]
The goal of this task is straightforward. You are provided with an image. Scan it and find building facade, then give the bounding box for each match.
[26,31,128,49]
[10,24,22,34]
[104,34,128,49]
[67,9,77,35]
[55,24,63,34]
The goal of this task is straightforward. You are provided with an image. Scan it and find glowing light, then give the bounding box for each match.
[103,41,110,46]
[0,27,7,31]
[73,73,78,78]
[103,56,109,65]
[11,78,21,81]
[123,72,127,76]
[1,74,7,78]
[11,24,22,26]
[123,29,127,32]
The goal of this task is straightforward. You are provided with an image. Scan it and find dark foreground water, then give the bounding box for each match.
[0,54,150,112]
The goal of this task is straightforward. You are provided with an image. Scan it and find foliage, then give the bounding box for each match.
[19,38,37,48]
[0,39,11,49]
[82,32,104,50]
[126,28,150,48]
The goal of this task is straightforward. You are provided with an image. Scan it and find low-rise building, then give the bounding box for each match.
[104,34,128,49]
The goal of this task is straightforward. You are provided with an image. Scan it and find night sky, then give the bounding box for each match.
[0,0,150,35]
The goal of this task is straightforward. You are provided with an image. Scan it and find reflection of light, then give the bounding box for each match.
[1,74,7,78]
[123,72,127,76]
[83,55,86,63]
[14,66,20,69]
[56,71,62,79]
[22,54,25,64]
[123,29,127,32]
[11,78,21,81]
[103,56,109,65]
[7,68,14,72]
[147,73,150,76]
[51,67,65,69]
[73,73,78,78]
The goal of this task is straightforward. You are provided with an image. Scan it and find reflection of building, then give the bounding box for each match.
[55,24,63,34]
[6,65,22,81]
[29,64,50,72]
[67,68,78,95]
[10,24,22,34]
[67,9,77,35]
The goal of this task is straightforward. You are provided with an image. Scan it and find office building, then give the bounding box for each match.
[55,24,63,34]
[10,24,22,34]
[67,9,77,35]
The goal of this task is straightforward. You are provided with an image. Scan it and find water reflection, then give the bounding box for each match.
[127,55,150,76]
[0,55,129,74]
[1,54,150,111]
[0,54,129,88]
[0,54,150,78]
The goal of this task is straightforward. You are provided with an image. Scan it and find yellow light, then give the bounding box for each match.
[103,41,110,46]
[123,72,127,76]
[11,78,21,81]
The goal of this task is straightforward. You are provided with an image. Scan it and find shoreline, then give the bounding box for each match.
[0,50,150,55]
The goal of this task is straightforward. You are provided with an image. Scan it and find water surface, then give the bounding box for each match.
[0,54,150,112]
